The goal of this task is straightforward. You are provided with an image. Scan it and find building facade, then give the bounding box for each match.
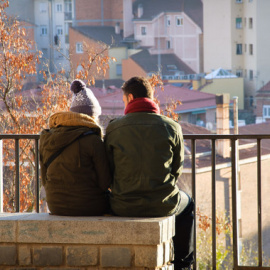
[203,0,270,111]
[125,0,203,74]
[7,0,74,78]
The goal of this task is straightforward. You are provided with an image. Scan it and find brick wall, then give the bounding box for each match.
[69,27,110,81]
[122,58,147,81]
[255,97,270,118]
[76,0,123,28]
[0,213,175,269]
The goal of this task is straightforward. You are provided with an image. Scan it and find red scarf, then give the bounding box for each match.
[124,97,160,115]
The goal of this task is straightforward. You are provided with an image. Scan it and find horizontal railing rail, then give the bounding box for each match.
[1,133,270,270]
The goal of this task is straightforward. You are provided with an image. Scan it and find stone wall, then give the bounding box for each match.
[0,213,175,269]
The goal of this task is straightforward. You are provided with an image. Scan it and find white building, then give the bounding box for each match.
[203,0,270,110]
[7,0,74,78]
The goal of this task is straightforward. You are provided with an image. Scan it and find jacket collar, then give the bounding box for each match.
[49,111,102,136]
[124,97,160,115]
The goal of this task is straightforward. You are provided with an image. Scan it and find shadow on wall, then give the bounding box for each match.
[241,225,270,266]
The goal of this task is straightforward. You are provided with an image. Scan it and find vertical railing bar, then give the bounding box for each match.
[231,139,238,269]
[191,139,196,270]
[35,139,40,213]
[211,139,217,269]
[0,140,3,213]
[257,139,262,266]
[15,139,20,212]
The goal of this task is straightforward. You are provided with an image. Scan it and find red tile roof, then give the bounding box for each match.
[93,84,217,116]
[256,81,270,97]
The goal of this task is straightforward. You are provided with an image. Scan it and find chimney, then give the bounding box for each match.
[123,0,134,38]
[115,22,120,34]
[216,94,230,158]
[138,4,143,18]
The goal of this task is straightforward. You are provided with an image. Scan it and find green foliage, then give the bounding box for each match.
[196,208,270,269]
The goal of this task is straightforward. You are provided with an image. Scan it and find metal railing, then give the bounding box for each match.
[0,134,40,213]
[1,133,270,269]
[184,134,270,270]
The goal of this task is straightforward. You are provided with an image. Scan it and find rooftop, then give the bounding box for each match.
[130,49,195,76]
[133,0,203,29]
[71,26,124,47]
[256,81,270,97]
[205,68,238,80]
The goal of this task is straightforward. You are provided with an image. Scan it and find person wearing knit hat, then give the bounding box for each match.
[70,79,102,118]
[39,79,111,216]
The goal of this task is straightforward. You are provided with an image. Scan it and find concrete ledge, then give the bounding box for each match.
[0,213,175,269]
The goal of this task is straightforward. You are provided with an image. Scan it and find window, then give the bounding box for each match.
[116,64,122,76]
[249,18,253,28]
[40,3,47,13]
[56,26,63,36]
[236,0,243,3]
[41,48,48,59]
[76,42,83,53]
[54,34,59,45]
[40,26,47,36]
[166,40,171,49]
[236,69,243,77]
[249,70,253,80]
[56,3,62,12]
[236,44,242,55]
[141,26,146,35]
[64,0,72,20]
[166,16,171,26]
[176,16,183,26]
[263,105,270,118]
[77,65,83,74]
[236,18,242,29]
[245,44,247,53]
[250,96,254,107]
[249,44,253,55]
[64,0,72,12]
[167,65,177,70]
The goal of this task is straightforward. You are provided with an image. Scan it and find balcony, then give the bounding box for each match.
[64,12,72,21]
[0,134,270,269]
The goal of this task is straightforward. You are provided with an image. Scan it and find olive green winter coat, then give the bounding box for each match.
[40,112,111,216]
[105,112,184,217]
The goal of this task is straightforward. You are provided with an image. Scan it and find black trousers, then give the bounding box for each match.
[173,191,194,269]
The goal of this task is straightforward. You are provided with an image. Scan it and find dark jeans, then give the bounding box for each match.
[173,191,194,269]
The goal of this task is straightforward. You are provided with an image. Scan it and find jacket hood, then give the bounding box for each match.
[40,111,102,153]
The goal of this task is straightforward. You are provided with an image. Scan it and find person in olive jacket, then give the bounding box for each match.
[40,79,111,216]
[105,77,194,270]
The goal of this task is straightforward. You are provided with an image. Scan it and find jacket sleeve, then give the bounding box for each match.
[91,136,112,191]
[104,134,115,177]
[39,131,49,187]
[171,125,184,183]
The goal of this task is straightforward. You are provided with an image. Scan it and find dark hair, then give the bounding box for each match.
[121,77,154,99]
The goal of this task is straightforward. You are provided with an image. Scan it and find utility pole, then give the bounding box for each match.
[233,96,242,260]
[48,0,54,72]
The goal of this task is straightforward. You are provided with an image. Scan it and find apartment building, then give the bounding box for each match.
[7,0,74,78]
[204,0,270,111]
[124,0,203,74]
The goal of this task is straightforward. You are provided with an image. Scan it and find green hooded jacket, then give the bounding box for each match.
[105,112,184,217]
[40,112,111,216]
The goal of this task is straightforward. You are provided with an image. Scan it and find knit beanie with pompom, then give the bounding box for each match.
[70,79,101,118]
